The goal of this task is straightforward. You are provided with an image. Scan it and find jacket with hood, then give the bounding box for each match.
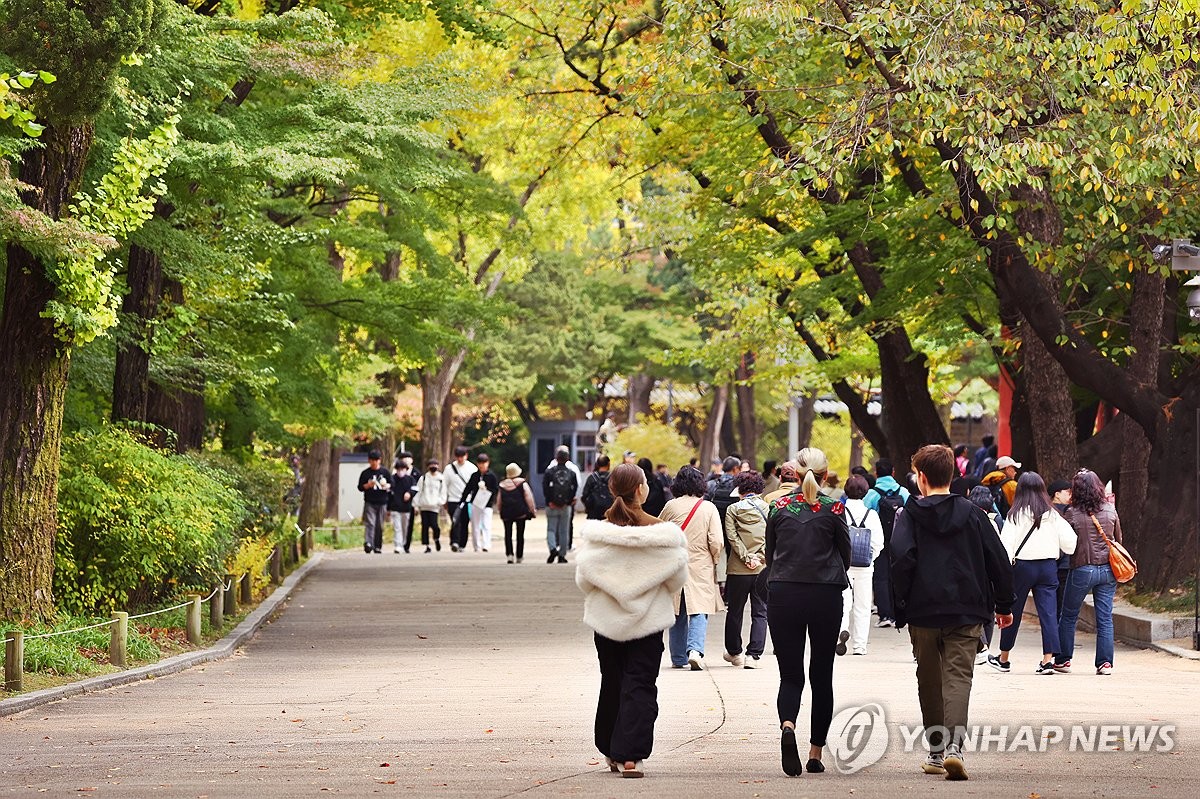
[863,475,910,511]
[575,517,689,642]
[889,493,1014,628]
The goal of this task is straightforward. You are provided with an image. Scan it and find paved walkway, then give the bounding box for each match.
[4,535,1200,797]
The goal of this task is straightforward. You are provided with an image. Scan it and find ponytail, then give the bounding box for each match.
[795,447,830,505]
[604,463,648,527]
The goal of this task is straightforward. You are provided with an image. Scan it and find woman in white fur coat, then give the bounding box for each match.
[576,462,688,779]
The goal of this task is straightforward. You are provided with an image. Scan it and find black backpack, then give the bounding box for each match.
[990,479,1014,519]
[545,464,576,506]
[876,488,905,546]
[584,471,613,518]
[709,478,738,525]
[500,481,531,521]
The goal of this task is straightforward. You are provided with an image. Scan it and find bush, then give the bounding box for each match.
[605,419,694,472]
[55,426,245,615]
[184,450,292,540]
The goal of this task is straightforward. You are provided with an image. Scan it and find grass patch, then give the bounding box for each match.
[1120,578,1197,615]
[312,524,366,551]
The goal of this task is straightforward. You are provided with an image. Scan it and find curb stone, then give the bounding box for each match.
[0,552,325,717]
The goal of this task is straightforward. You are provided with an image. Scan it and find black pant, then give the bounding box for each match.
[767,582,842,746]
[872,549,894,620]
[1056,566,1070,620]
[594,631,664,763]
[450,500,470,549]
[724,572,768,658]
[420,510,441,545]
[503,519,526,559]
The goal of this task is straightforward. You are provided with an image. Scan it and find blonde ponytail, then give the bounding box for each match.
[796,447,829,504]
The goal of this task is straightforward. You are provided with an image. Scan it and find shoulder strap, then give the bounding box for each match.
[845,506,862,527]
[681,499,704,530]
[1091,514,1113,545]
[751,498,768,524]
[1013,523,1037,561]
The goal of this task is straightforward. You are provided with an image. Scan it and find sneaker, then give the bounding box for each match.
[1035,661,1056,675]
[424,546,432,553]
[723,652,745,668]
[605,757,619,773]
[876,618,895,628]
[687,650,704,671]
[516,557,523,563]
[364,545,372,553]
[1097,662,1113,675]
[942,745,968,780]
[986,655,1010,673]
[434,540,441,551]
[835,629,850,656]
[451,543,460,552]
[975,651,989,666]
[506,555,514,564]
[547,553,557,564]
[852,647,866,656]
[393,548,401,554]
[921,752,946,775]
[744,656,761,669]
[482,548,488,552]
[558,556,568,563]
[1052,660,1072,673]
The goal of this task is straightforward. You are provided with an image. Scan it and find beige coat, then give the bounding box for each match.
[659,496,725,614]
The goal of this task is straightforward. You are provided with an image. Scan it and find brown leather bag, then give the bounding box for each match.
[1092,514,1136,583]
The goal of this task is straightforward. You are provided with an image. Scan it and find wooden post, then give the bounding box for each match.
[109,612,128,668]
[291,536,301,564]
[224,573,239,616]
[300,528,310,558]
[306,527,314,552]
[4,630,23,692]
[270,545,282,584]
[240,572,252,605]
[209,583,224,629]
[331,525,339,544]
[186,595,202,645]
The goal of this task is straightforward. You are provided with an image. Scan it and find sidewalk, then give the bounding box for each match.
[3,542,1199,797]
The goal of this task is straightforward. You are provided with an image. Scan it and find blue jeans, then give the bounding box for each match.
[669,590,708,665]
[1000,558,1060,656]
[545,505,572,558]
[1057,564,1116,668]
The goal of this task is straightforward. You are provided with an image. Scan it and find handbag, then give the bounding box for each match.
[1091,514,1136,583]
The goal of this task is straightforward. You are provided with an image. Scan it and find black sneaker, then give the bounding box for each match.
[835,630,850,656]
[547,552,557,563]
[1035,661,1056,675]
[434,539,441,551]
[987,655,1010,673]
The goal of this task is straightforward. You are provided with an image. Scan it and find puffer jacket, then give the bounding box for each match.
[1062,504,1122,568]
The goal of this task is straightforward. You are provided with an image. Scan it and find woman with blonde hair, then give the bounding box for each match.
[576,463,688,778]
[765,447,851,776]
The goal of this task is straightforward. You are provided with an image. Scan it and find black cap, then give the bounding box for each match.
[368,449,382,460]
[1048,479,1071,495]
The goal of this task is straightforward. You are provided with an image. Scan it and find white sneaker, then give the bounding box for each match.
[852,647,866,656]
[723,652,745,668]
[687,650,704,671]
[744,656,761,669]
[975,651,988,666]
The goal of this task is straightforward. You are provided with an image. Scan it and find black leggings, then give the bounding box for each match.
[767,581,843,746]
[503,519,526,558]
[420,510,441,545]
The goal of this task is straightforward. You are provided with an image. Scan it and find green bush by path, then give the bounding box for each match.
[55,426,245,615]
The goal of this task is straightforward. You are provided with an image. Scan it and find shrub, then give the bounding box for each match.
[605,419,694,472]
[55,426,245,615]
[225,536,274,597]
[184,450,292,540]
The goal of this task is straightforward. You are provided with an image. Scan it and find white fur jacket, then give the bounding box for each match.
[575,519,689,642]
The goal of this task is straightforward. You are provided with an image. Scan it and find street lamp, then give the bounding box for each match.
[1151,239,1200,649]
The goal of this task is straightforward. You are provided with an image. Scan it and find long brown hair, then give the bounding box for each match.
[605,463,648,526]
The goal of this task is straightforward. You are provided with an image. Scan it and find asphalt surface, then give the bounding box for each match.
[4,525,1199,797]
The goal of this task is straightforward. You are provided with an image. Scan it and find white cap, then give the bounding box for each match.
[995,456,1022,470]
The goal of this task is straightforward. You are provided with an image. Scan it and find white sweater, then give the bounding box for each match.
[1001,509,1077,562]
[575,520,688,642]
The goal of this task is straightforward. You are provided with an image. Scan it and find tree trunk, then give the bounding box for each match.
[0,122,96,620]
[734,354,758,467]
[721,388,738,456]
[144,278,205,452]
[420,348,468,466]
[795,391,818,453]
[849,422,865,471]
[699,384,729,471]
[874,328,949,468]
[112,241,164,423]
[627,372,654,424]
[298,439,331,530]
[325,447,341,521]
[1141,405,1200,590]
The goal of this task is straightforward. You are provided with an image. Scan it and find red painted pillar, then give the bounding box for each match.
[998,363,1014,457]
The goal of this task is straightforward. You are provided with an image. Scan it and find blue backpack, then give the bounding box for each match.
[845,506,875,568]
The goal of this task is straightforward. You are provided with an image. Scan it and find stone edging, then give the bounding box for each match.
[0,552,325,717]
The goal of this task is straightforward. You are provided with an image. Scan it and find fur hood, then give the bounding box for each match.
[575,520,688,642]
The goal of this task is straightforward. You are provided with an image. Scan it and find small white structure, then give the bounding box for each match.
[338,452,370,523]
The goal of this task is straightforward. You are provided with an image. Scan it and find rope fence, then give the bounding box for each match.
[3,524,322,693]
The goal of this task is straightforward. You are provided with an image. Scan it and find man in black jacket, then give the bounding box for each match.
[890,444,1014,782]
[358,450,391,554]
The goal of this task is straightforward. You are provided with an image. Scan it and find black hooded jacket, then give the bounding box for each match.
[889,493,1013,628]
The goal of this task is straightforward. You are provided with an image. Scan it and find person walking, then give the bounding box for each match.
[444,446,477,553]
[764,447,850,776]
[575,462,689,779]
[1056,468,1123,676]
[1047,479,1073,618]
[658,466,724,670]
[388,458,417,553]
[462,453,500,553]
[498,463,536,563]
[413,460,448,553]
[840,475,883,656]
[639,458,668,517]
[987,473,1077,675]
[582,456,614,520]
[967,485,1003,663]
[890,444,1014,781]
[722,470,770,669]
[543,447,579,563]
[863,458,909,628]
[763,461,800,503]
[358,450,391,554]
